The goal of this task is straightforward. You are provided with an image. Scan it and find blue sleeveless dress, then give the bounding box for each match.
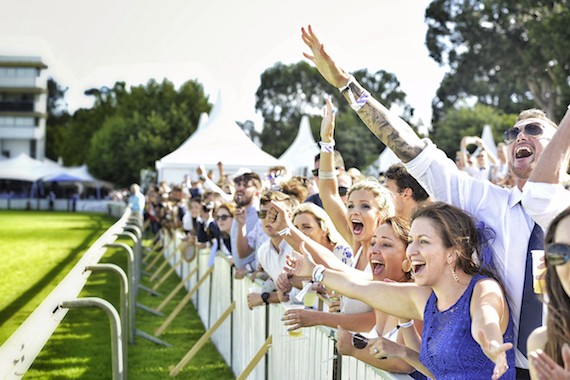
[419,274,516,379]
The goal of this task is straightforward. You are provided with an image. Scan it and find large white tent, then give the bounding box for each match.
[279,115,319,177]
[0,153,62,182]
[156,90,281,184]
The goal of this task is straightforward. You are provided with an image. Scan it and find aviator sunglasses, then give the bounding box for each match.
[215,214,231,221]
[502,123,545,144]
[545,243,570,266]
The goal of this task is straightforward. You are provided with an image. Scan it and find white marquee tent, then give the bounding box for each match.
[279,115,320,177]
[156,91,281,184]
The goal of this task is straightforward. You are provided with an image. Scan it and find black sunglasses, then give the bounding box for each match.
[312,167,341,177]
[338,187,348,197]
[257,210,268,219]
[352,333,368,349]
[503,123,545,144]
[545,243,570,266]
[215,214,231,221]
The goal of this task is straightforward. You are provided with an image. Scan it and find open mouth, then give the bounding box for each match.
[412,262,425,276]
[371,260,385,276]
[515,146,533,159]
[352,221,364,235]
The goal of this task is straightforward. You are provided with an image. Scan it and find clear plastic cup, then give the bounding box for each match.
[531,250,547,294]
[283,304,305,338]
[302,280,317,307]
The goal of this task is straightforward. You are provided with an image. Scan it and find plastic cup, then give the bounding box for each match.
[531,250,547,294]
[302,280,317,307]
[283,304,305,338]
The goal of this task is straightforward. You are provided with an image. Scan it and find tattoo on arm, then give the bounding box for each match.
[343,82,424,162]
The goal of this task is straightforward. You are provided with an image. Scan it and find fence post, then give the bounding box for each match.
[60,298,124,380]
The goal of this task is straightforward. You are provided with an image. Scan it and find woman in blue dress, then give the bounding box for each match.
[287,202,516,379]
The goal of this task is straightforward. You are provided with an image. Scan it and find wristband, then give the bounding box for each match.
[319,140,335,153]
[278,227,291,236]
[245,263,254,273]
[312,264,326,283]
[398,320,414,329]
[318,170,338,180]
[349,89,370,111]
[338,75,355,93]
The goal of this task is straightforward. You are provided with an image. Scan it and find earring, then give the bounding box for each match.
[449,264,459,282]
[401,258,412,273]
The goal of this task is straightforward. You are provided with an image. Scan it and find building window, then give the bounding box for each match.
[30,139,36,159]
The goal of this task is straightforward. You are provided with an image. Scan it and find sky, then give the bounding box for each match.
[0,0,447,133]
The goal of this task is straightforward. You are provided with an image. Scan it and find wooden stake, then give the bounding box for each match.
[152,256,184,291]
[154,265,199,312]
[235,335,273,380]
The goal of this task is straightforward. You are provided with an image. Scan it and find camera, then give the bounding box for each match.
[202,202,215,213]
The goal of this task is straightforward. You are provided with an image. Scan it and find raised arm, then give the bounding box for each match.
[470,278,513,380]
[302,25,425,162]
[319,98,354,245]
[288,242,429,321]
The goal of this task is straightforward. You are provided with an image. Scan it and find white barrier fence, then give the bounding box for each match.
[0,198,126,215]
[160,233,414,380]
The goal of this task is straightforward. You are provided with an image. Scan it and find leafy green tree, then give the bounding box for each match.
[86,79,211,187]
[45,78,71,161]
[256,61,414,170]
[426,0,570,123]
[431,103,518,158]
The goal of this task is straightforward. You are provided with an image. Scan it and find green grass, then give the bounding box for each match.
[0,211,235,380]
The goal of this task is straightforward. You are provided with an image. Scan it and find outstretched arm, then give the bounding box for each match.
[302,25,425,162]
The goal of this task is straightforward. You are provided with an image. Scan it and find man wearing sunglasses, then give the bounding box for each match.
[301,25,558,378]
[305,151,346,208]
[522,107,570,231]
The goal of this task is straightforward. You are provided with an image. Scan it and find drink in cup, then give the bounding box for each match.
[531,250,547,294]
[302,280,317,307]
[283,304,305,338]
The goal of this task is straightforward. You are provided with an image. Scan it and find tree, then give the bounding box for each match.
[426,0,570,123]
[431,103,518,158]
[86,79,211,187]
[45,78,71,161]
[255,61,414,170]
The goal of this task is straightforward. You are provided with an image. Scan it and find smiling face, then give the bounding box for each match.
[293,212,327,245]
[368,224,408,282]
[215,208,233,233]
[507,121,555,183]
[407,217,452,287]
[234,178,258,207]
[553,215,570,297]
[346,189,382,242]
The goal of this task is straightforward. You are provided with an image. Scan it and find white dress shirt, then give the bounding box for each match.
[405,139,535,368]
[522,181,570,230]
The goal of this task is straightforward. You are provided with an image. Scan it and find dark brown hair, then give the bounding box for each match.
[543,206,570,366]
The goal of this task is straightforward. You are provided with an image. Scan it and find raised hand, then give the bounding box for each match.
[266,200,290,232]
[284,242,316,278]
[321,97,335,143]
[301,25,350,88]
[477,330,513,380]
[530,346,570,380]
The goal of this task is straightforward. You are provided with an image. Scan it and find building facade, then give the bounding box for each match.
[0,56,48,160]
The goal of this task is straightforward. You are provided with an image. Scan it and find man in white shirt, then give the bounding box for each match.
[301,25,558,375]
[247,190,299,309]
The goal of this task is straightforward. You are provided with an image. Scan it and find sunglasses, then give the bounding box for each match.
[215,214,231,221]
[338,187,348,197]
[352,333,368,349]
[257,210,268,219]
[312,167,341,177]
[545,243,570,266]
[503,123,545,144]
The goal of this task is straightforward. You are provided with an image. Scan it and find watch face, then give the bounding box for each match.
[352,333,368,349]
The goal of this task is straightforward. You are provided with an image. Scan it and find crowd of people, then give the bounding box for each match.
[129,26,570,380]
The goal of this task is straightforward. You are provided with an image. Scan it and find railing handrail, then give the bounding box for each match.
[0,209,132,379]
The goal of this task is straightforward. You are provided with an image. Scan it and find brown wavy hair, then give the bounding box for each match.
[543,206,570,366]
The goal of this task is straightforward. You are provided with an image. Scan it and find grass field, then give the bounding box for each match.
[0,210,234,380]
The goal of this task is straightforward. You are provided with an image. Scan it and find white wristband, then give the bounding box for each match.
[398,320,414,329]
[318,170,338,180]
[278,227,291,236]
[319,140,335,153]
[338,75,355,92]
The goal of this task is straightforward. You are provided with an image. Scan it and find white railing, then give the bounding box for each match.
[160,233,414,380]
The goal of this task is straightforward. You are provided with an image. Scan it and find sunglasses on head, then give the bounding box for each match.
[338,187,348,197]
[503,123,545,144]
[352,333,368,349]
[545,243,570,266]
[257,210,268,219]
[215,214,231,221]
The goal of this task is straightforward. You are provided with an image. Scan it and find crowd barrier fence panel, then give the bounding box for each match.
[162,232,414,380]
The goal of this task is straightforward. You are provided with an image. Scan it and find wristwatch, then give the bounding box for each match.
[261,292,270,305]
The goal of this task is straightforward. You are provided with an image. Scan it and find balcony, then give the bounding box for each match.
[0,102,34,112]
